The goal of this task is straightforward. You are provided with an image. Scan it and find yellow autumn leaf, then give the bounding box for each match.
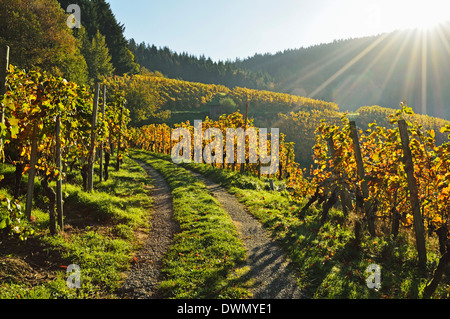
[429,129,435,139]
[372,152,380,161]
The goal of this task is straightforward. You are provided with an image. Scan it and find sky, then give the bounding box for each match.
[108,0,450,62]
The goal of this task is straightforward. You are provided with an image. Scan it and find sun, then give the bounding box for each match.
[409,8,449,31]
[412,15,445,31]
[378,0,450,32]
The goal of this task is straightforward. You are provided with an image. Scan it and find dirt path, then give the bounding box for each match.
[189,171,303,299]
[122,157,302,299]
[120,160,179,299]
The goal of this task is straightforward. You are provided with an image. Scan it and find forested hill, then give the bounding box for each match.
[56,0,139,76]
[237,24,450,119]
[128,40,275,91]
[131,23,450,120]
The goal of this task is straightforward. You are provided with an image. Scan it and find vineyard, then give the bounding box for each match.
[0,62,130,236]
[103,71,338,126]
[130,103,450,298]
[2,47,450,299]
[130,101,450,266]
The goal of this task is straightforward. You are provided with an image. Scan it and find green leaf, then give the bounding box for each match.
[0,217,8,230]
[9,118,19,127]
[372,152,380,161]
[10,125,19,139]
[403,106,414,115]
[0,123,7,137]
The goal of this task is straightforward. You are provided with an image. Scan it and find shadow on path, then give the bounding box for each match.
[190,172,303,299]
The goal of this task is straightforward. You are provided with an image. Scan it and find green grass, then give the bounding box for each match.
[0,157,152,299]
[3,148,446,299]
[39,230,133,297]
[130,149,250,299]
[168,156,447,299]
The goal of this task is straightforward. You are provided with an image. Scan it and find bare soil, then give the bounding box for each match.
[0,236,60,288]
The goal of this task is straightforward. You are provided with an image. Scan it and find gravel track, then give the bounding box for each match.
[121,157,302,299]
[189,171,303,299]
[120,159,179,299]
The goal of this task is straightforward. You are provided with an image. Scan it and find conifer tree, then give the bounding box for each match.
[88,30,115,81]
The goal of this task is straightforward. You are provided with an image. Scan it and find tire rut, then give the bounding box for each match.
[189,170,303,299]
[120,159,179,299]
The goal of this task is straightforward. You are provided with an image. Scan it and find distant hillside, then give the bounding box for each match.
[106,71,450,169]
[104,72,337,127]
[237,24,450,119]
[132,24,450,121]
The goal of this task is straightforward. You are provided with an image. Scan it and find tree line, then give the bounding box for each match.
[128,40,274,91]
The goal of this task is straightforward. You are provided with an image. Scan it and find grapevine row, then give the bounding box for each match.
[301,103,450,291]
[131,100,450,296]
[0,62,130,237]
[130,112,302,182]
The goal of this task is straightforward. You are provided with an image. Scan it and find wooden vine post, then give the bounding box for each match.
[99,85,106,182]
[398,119,427,269]
[25,117,39,219]
[349,121,375,236]
[116,98,124,171]
[55,114,63,231]
[169,127,172,155]
[240,101,249,173]
[162,126,165,154]
[0,45,9,152]
[326,134,353,216]
[283,146,291,180]
[152,125,156,152]
[87,82,100,192]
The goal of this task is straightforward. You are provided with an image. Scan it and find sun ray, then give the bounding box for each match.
[309,32,389,99]
[268,39,381,127]
[282,37,375,95]
[427,23,450,118]
[435,22,450,55]
[421,29,428,115]
[429,30,444,117]
[401,30,422,110]
[336,30,408,109]
[378,30,412,97]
